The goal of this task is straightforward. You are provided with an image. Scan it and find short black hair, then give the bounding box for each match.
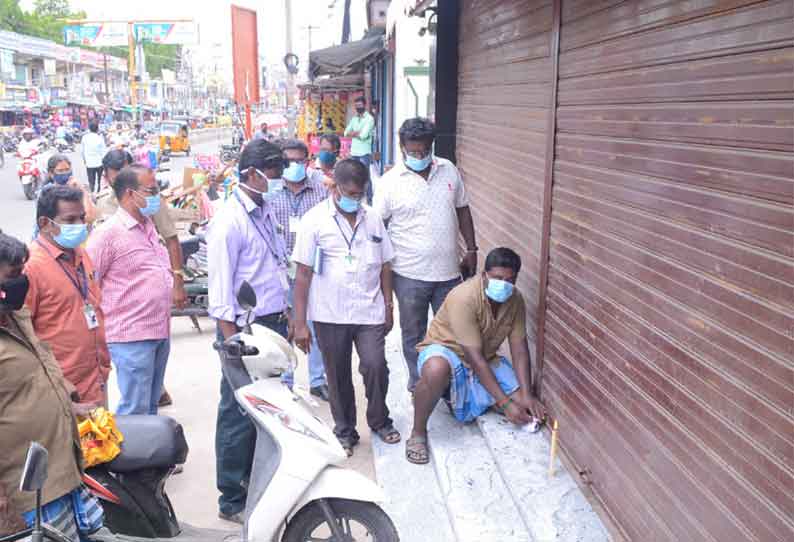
[0,233,29,267]
[36,185,83,220]
[47,153,71,173]
[89,122,99,133]
[238,139,284,179]
[399,117,435,146]
[485,247,522,274]
[113,165,143,200]
[281,138,309,158]
[333,158,369,189]
[354,96,366,104]
[103,149,133,173]
[320,133,341,151]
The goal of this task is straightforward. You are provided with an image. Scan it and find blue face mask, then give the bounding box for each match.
[318,150,337,166]
[336,194,360,214]
[283,162,306,183]
[53,172,71,185]
[134,191,161,216]
[50,220,88,249]
[405,153,432,172]
[485,277,514,303]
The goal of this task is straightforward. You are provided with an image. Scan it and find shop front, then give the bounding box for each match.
[414,1,793,540]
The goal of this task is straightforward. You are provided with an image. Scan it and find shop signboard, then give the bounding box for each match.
[63,23,128,47]
[134,22,198,45]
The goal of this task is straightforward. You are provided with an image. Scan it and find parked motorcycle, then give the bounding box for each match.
[219,143,240,163]
[2,134,18,153]
[86,282,400,542]
[55,137,75,153]
[17,147,42,200]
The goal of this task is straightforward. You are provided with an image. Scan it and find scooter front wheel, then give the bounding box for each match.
[282,498,399,542]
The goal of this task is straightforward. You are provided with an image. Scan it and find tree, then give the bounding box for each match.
[33,0,69,18]
[0,0,28,33]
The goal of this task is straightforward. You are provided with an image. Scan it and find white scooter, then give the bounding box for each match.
[84,281,399,542]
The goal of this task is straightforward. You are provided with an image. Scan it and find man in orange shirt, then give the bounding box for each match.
[25,185,111,405]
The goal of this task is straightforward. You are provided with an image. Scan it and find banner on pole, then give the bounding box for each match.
[63,23,128,47]
[230,6,259,106]
[134,22,199,45]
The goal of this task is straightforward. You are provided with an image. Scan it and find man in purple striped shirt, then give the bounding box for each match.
[206,139,288,524]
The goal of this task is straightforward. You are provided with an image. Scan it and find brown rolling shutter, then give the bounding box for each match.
[543,1,794,541]
[456,0,556,345]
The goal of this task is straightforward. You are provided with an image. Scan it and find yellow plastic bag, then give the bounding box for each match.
[78,408,124,467]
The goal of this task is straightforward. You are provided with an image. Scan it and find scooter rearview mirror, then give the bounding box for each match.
[19,442,48,492]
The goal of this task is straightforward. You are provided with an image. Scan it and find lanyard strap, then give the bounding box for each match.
[235,192,285,263]
[332,214,361,254]
[289,189,306,216]
[35,239,88,300]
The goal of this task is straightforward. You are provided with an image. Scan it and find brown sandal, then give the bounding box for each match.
[405,436,429,464]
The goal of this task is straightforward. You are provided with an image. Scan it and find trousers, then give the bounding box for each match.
[215,313,287,516]
[108,339,170,415]
[313,322,392,440]
[392,273,461,391]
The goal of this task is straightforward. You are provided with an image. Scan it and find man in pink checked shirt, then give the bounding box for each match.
[87,165,174,415]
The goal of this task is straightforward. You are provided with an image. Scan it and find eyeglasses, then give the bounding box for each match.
[133,186,159,197]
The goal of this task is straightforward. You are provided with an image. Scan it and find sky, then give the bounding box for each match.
[21,0,369,86]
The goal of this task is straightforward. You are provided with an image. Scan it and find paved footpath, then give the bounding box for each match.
[107,314,378,531]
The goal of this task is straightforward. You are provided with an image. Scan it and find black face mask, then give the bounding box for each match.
[356,107,366,114]
[0,275,29,312]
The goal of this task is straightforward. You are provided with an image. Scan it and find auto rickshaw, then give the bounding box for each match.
[159,121,190,156]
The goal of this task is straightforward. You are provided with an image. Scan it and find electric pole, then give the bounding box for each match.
[102,53,109,103]
[285,0,296,136]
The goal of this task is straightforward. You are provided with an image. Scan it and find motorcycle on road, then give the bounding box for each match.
[17,147,42,200]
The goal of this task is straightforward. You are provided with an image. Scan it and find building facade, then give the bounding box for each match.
[388,1,793,540]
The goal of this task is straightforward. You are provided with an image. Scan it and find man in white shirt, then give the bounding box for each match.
[292,159,400,457]
[374,117,478,392]
[81,122,107,193]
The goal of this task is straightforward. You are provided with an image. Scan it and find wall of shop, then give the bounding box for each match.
[453,0,793,540]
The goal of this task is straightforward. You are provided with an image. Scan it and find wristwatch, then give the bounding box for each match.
[172,269,186,279]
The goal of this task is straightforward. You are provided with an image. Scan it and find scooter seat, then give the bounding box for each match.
[107,415,189,473]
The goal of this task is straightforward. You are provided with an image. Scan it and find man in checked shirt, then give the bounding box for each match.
[270,139,330,401]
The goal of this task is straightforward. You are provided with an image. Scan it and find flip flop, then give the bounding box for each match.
[375,424,401,444]
[405,436,429,464]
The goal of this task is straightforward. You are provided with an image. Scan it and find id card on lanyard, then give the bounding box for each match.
[35,239,99,330]
[235,192,290,293]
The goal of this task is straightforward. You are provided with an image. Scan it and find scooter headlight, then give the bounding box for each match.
[245,395,326,444]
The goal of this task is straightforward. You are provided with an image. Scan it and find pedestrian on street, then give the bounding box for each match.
[95,150,186,408]
[344,96,375,201]
[0,232,97,542]
[25,185,111,406]
[317,133,341,189]
[292,159,400,457]
[252,121,271,141]
[374,117,478,393]
[206,139,290,525]
[33,155,97,237]
[87,165,174,415]
[81,122,107,191]
[271,139,329,400]
[406,248,546,464]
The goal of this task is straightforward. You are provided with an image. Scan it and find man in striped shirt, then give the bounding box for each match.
[270,139,329,399]
[87,165,173,415]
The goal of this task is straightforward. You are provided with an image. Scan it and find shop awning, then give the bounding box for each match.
[309,31,385,79]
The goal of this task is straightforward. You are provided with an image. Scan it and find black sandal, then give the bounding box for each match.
[375,424,401,444]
